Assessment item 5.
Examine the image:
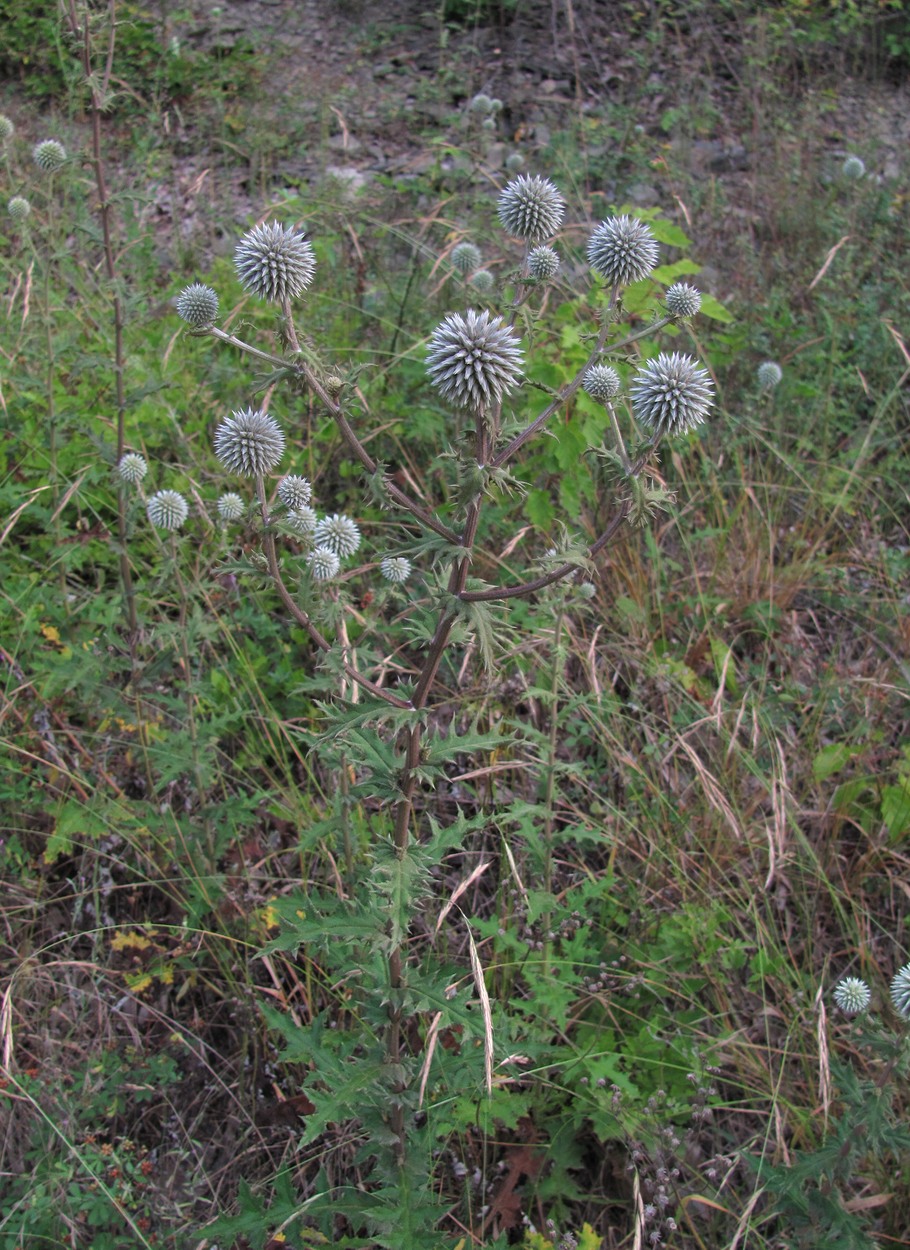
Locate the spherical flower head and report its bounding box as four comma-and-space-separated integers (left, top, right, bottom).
308, 546, 340, 581
147, 489, 189, 531
470, 269, 495, 293
833, 976, 871, 1016
286, 505, 317, 536
588, 216, 659, 286
214, 408, 285, 477
842, 155, 865, 179
117, 452, 148, 485
217, 492, 245, 522
381, 555, 412, 583
666, 282, 702, 320
528, 246, 559, 281
33, 139, 67, 173
482, 117, 497, 132
578, 581, 597, 599
469, 93, 493, 114
631, 352, 714, 437
890, 963, 910, 1019
176, 283, 218, 328
757, 360, 783, 390
505, 151, 524, 173
451, 241, 482, 275
0, 115, 14, 143
582, 364, 622, 402
426, 309, 524, 412
234, 221, 316, 303
314, 512, 361, 558
8, 196, 31, 223
498, 174, 566, 243
277, 474, 312, 510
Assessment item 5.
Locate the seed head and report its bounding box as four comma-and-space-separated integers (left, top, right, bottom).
890, 963, 910, 1019
833, 977, 871, 1016
380, 555, 412, 583
117, 452, 148, 485
427, 309, 523, 411
0, 115, 13, 142
631, 352, 714, 437
451, 241, 482, 275
8, 196, 31, 223
528, 245, 559, 281
757, 361, 782, 390
470, 269, 495, 293
33, 139, 67, 173
214, 408, 285, 477
314, 513, 361, 558
665, 282, 702, 320
277, 475, 312, 510
308, 546, 340, 581
498, 174, 566, 243
587, 215, 659, 286
234, 221, 316, 303
217, 492, 245, 522
583, 365, 621, 402
147, 489, 189, 531
176, 283, 219, 328
842, 155, 865, 179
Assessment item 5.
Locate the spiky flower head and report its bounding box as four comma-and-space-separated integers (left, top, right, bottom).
381, 555, 412, 583
234, 221, 316, 303
214, 408, 285, 477
451, 241, 482, 275
314, 513, 361, 558
528, 246, 560, 281
588, 215, 659, 286
757, 361, 783, 390
498, 174, 566, 243
842, 155, 865, 179
505, 151, 524, 173
277, 475, 312, 510
217, 492, 245, 522
469, 93, 493, 113
117, 452, 148, 485
666, 283, 702, 320
147, 489, 189, 531
7, 196, 31, 222
470, 269, 494, 293
176, 283, 219, 328
890, 963, 910, 1019
833, 977, 871, 1016
426, 309, 524, 411
33, 139, 67, 172
286, 506, 317, 536
578, 581, 597, 599
308, 546, 340, 581
482, 117, 496, 132
582, 364, 622, 402
631, 352, 714, 437
0, 115, 13, 143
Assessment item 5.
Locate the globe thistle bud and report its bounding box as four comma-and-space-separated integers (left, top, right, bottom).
451, 241, 482, 275
324, 375, 344, 396
314, 512, 361, 557
234, 221, 316, 303
7, 196, 31, 223
176, 283, 218, 328
147, 489, 189, 530
470, 268, 495, 293
497, 174, 566, 243
426, 309, 524, 411
490, 98, 503, 112
33, 139, 67, 173
117, 452, 148, 485
214, 408, 285, 477
277, 475, 312, 510
842, 155, 865, 179
286, 505, 317, 536
505, 151, 524, 173
0, 115, 13, 143
578, 581, 597, 599
582, 364, 622, 402
482, 118, 497, 132
469, 93, 493, 113
588, 216, 659, 286
217, 492, 245, 522
380, 555, 412, 583
665, 282, 702, 320
890, 963, 910, 1019
631, 352, 714, 437
757, 360, 782, 390
308, 546, 340, 581
833, 977, 871, 1016
528, 245, 559, 281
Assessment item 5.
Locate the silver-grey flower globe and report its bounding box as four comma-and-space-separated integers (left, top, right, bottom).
33, 139, 67, 172
665, 283, 702, 320
470, 269, 494, 293
528, 246, 559, 281
277, 475, 312, 510
217, 492, 245, 522
497, 174, 566, 243
890, 963, 910, 1019
631, 352, 714, 437
451, 242, 482, 275
757, 361, 783, 390
0, 115, 13, 143
308, 546, 340, 581
380, 555, 412, 584
8, 196, 30, 223
214, 408, 285, 477
176, 283, 219, 328
582, 365, 621, 402
833, 977, 871, 1016
426, 309, 524, 411
147, 489, 189, 531
117, 452, 148, 485
234, 221, 316, 303
587, 215, 659, 286
314, 513, 361, 558
286, 506, 317, 536
842, 155, 865, 179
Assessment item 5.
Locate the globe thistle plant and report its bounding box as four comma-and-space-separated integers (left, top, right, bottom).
833, 977, 871, 1016
33, 139, 67, 172
277, 475, 313, 510
234, 221, 316, 304
505, 151, 524, 173
380, 555, 412, 584
497, 174, 566, 243
286, 506, 317, 536
217, 492, 245, 522
0, 115, 13, 143
582, 365, 622, 403
308, 546, 341, 581
528, 246, 560, 281
176, 283, 219, 328
631, 352, 714, 437
757, 361, 783, 390
890, 963, 910, 1019
426, 309, 524, 412
451, 242, 482, 275
588, 216, 659, 287
8, 196, 30, 223
470, 269, 495, 294
314, 513, 361, 558
147, 489, 189, 531
469, 93, 493, 113
665, 283, 702, 320
214, 408, 285, 477
117, 452, 148, 485
842, 155, 865, 179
